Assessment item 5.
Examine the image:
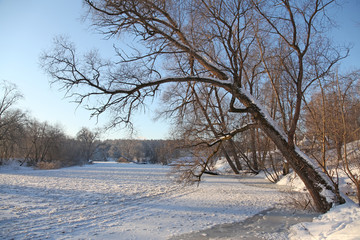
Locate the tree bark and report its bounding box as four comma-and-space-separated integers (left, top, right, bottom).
228, 139, 242, 171
356, 183, 360, 206
221, 147, 240, 174
233, 88, 345, 213
250, 127, 259, 172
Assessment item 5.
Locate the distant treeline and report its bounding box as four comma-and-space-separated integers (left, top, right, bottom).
0, 80, 102, 168
93, 139, 184, 164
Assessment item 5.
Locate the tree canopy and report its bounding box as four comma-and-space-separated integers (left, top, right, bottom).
40, 0, 354, 212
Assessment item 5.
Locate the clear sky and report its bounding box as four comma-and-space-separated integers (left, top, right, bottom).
0, 0, 359, 140
0, 0, 171, 140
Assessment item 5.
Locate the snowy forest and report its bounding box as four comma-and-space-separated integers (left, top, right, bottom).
1, 0, 360, 239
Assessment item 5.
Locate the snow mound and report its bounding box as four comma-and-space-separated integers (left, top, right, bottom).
277, 170, 360, 240
0, 159, 28, 171
277, 171, 307, 192
212, 157, 233, 173
290, 202, 360, 240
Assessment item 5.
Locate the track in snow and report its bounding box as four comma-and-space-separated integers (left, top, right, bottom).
0, 162, 290, 240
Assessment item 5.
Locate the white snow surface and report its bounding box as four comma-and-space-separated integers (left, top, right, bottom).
1, 161, 284, 240
278, 172, 360, 240
1, 161, 359, 239
289, 202, 360, 240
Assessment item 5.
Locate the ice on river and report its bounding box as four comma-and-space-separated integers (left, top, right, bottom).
1, 161, 287, 239
1, 161, 359, 239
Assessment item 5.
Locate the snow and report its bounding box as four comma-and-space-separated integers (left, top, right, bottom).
1, 161, 284, 239
277, 171, 307, 192
239, 88, 288, 141
277, 172, 360, 240
289, 202, 360, 240
212, 157, 233, 173
1, 161, 359, 239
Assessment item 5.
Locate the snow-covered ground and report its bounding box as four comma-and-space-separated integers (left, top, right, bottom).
0, 161, 359, 239
289, 202, 360, 240
277, 172, 360, 240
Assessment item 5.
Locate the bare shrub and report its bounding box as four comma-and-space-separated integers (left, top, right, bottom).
281, 190, 317, 212
37, 161, 62, 170
116, 157, 130, 163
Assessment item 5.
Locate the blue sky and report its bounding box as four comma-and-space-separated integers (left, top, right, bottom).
0, 0, 359, 140
0, 0, 170, 140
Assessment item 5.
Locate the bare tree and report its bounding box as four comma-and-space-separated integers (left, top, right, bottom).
305, 70, 360, 204
23, 120, 64, 166
0, 81, 25, 163
40, 0, 348, 212
0, 110, 25, 162
253, 0, 349, 174
305, 70, 359, 160
336, 71, 360, 205
0, 81, 22, 117
159, 82, 244, 174
76, 127, 100, 163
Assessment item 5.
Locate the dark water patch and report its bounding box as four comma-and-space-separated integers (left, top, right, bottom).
169, 208, 319, 240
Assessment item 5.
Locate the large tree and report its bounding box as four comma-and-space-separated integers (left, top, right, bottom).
0, 81, 25, 163
41, 0, 348, 212
76, 127, 99, 163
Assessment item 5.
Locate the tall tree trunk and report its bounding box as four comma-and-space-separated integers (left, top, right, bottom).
265, 127, 344, 212
227, 139, 242, 171
356, 183, 360, 206
221, 147, 240, 174
282, 162, 289, 175
336, 141, 343, 163
250, 127, 259, 171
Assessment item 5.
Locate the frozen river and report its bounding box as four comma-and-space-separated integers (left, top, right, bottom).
1, 161, 310, 239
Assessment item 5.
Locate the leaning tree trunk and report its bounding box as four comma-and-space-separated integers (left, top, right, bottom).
234, 88, 345, 213
221, 147, 240, 174
263, 126, 345, 212
228, 139, 242, 171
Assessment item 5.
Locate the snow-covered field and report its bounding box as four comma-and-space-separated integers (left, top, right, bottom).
0, 161, 359, 239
